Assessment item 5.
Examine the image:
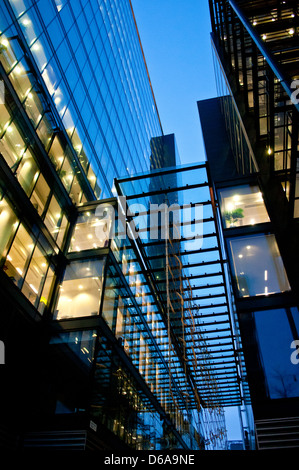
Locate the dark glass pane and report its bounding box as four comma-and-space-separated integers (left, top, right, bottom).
254, 309, 299, 399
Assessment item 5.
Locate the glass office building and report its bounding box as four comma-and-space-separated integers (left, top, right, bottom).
198, 0, 299, 450
0, 0, 163, 310
0, 0, 244, 451
0, 0, 181, 451
0, 0, 163, 203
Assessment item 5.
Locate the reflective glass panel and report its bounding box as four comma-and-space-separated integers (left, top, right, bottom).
5, 224, 35, 288
0, 121, 25, 168
228, 234, 290, 297
48, 135, 65, 171
22, 244, 48, 305
38, 264, 54, 314
44, 195, 66, 245
0, 197, 19, 258
30, 173, 50, 216
254, 308, 299, 399
16, 148, 39, 195
24, 89, 44, 128
69, 206, 112, 252
50, 330, 96, 367
8, 59, 32, 102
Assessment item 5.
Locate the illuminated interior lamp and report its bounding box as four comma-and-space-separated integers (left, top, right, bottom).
264, 286, 269, 295
32, 43, 40, 51
14, 65, 22, 75
267, 147, 272, 155
1, 39, 9, 48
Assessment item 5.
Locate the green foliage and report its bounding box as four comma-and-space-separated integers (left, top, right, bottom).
223, 207, 244, 226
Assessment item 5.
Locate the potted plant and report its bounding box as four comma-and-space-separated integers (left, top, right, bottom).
224, 207, 244, 227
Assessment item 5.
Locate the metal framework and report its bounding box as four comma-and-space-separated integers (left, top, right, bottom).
114, 163, 249, 416
210, 0, 299, 222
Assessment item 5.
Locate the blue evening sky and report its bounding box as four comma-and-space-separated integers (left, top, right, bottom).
131, 0, 217, 165
131, 0, 243, 443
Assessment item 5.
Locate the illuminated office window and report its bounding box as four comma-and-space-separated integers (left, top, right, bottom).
5, 223, 35, 288
16, 148, 39, 196
38, 265, 55, 314
219, 185, 270, 228
0, 121, 25, 169
68, 207, 112, 252
21, 244, 49, 305
54, 258, 105, 320
44, 195, 67, 247
30, 174, 50, 216
0, 196, 19, 258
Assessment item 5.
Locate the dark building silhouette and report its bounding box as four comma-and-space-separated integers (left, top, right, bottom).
198, 0, 299, 450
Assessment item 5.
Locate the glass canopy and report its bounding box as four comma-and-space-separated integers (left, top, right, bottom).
115, 163, 250, 409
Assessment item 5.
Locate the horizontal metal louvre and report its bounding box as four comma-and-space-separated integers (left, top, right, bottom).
23, 430, 88, 450
255, 418, 299, 449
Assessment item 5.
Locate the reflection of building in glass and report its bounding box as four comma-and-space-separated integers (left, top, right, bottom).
198, 0, 299, 450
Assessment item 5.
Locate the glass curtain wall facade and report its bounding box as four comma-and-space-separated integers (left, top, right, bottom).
199, 0, 299, 450
0, 0, 165, 303
0, 0, 163, 202
0, 0, 164, 321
